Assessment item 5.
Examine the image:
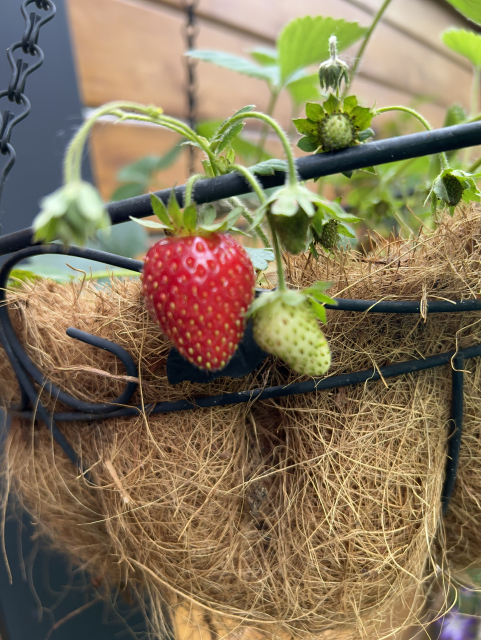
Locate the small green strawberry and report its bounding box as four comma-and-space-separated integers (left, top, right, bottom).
270, 209, 310, 254
319, 219, 340, 250
319, 113, 355, 151
248, 286, 335, 377
426, 167, 481, 214
441, 173, 464, 206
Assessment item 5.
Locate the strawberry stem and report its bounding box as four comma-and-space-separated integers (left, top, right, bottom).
214, 112, 298, 187
374, 105, 450, 171
268, 214, 286, 291
184, 174, 204, 207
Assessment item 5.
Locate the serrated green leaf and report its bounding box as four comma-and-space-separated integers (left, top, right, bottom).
308, 297, 327, 323
183, 204, 198, 232
297, 136, 319, 152
249, 47, 277, 66
244, 247, 275, 271
150, 193, 172, 227
167, 188, 183, 229
286, 74, 321, 105
292, 118, 319, 137
445, 0, 481, 25
110, 182, 145, 202
249, 159, 288, 176
187, 50, 276, 82
277, 16, 366, 83
442, 28, 481, 67
305, 102, 324, 122
129, 216, 170, 230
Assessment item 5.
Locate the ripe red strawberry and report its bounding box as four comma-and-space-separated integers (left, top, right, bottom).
142, 233, 255, 371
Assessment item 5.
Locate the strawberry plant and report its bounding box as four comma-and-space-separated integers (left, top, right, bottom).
29, 0, 481, 378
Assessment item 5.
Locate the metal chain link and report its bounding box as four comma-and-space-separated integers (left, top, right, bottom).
0, 0, 56, 224
181, 0, 200, 175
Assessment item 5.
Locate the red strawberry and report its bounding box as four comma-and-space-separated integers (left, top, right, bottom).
142, 233, 255, 371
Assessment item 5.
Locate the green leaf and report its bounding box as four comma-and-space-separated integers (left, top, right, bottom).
8, 269, 44, 288
317, 198, 361, 223
303, 280, 333, 294
110, 182, 145, 202
183, 204, 198, 232
249, 47, 277, 66
337, 223, 356, 238
233, 104, 256, 116
445, 0, 481, 25
286, 74, 322, 105
305, 102, 324, 122
150, 193, 172, 228
90, 220, 147, 258
186, 50, 276, 82
292, 117, 319, 137
212, 121, 245, 153
244, 247, 275, 271
297, 136, 319, 152
308, 297, 327, 323
278, 16, 366, 83
442, 28, 481, 67
129, 216, 170, 230
167, 188, 183, 229
443, 104, 467, 128
249, 159, 288, 176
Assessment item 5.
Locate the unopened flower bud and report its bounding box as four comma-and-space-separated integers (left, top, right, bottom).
318, 35, 350, 95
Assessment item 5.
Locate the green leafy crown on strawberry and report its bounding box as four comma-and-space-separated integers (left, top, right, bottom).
426, 167, 481, 215
293, 94, 375, 154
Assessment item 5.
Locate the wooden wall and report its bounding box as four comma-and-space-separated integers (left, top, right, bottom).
65, 0, 473, 199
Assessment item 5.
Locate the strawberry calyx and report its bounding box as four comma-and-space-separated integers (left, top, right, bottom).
247, 281, 336, 325
130, 188, 244, 237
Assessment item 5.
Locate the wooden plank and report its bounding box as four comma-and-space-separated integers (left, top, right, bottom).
66, 0, 472, 122
158, 0, 472, 69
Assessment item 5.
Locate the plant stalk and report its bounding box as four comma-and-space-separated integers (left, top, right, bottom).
267, 214, 286, 291
344, 0, 393, 96
375, 105, 449, 169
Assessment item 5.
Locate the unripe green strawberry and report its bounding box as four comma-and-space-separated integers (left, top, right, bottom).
252, 296, 331, 377
442, 173, 464, 206
319, 113, 355, 151
320, 219, 340, 250
270, 210, 310, 254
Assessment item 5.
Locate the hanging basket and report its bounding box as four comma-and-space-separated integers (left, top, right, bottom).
2, 207, 481, 639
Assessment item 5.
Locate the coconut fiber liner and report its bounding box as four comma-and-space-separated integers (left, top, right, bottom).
3, 208, 481, 639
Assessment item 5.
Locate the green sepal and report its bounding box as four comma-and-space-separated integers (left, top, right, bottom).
200, 206, 243, 233
292, 118, 318, 137
305, 102, 324, 122
167, 188, 183, 230
323, 94, 341, 115
150, 193, 173, 228
337, 223, 356, 238
297, 136, 319, 152
129, 216, 170, 230
308, 297, 327, 323
358, 129, 375, 142
183, 204, 198, 232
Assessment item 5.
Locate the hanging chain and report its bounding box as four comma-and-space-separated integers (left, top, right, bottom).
0, 0, 56, 226
181, 0, 200, 175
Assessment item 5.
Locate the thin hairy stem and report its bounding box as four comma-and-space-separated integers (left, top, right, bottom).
268, 214, 286, 291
